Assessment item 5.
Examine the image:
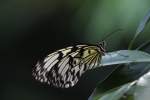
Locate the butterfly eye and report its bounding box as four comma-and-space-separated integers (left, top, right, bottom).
99, 41, 106, 48
98, 41, 106, 54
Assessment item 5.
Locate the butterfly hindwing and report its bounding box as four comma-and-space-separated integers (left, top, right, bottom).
32, 44, 103, 88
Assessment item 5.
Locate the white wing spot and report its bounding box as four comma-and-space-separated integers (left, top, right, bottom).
58, 58, 69, 74
46, 60, 58, 71
61, 64, 69, 76
44, 54, 59, 69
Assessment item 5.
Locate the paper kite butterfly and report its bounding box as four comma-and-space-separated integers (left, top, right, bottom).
32, 41, 106, 88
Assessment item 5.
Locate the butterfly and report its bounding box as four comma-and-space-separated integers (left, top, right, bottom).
32, 41, 106, 88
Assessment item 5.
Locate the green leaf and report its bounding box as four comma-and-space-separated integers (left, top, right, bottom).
89, 64, 150, 100
134, 70, 150, 100
89, 50, 150, 100
100, 50, 150, 66
90, 81, 136, 100
136, 40, 150, 50
136, 9, 150, 35
128, 9, 150, 49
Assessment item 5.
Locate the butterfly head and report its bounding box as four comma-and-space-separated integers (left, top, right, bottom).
97, 41, 106, 55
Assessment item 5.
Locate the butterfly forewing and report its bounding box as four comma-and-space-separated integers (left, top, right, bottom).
32, 44, 104, 88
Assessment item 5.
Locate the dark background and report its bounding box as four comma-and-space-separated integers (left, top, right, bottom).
1, 0, 150, 100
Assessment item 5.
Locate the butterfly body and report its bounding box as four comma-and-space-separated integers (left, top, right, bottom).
32, 42, 105, 88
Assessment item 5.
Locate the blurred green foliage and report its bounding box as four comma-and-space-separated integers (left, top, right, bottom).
1, 0, 150, 100
1, 0, 150, 48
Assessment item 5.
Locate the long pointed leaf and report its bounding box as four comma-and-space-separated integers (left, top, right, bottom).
100, 50, 150, 66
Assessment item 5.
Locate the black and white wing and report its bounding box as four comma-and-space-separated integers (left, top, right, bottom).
32, 45, 102, 88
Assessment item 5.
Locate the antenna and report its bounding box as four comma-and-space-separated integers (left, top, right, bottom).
101, 28, 123, 41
